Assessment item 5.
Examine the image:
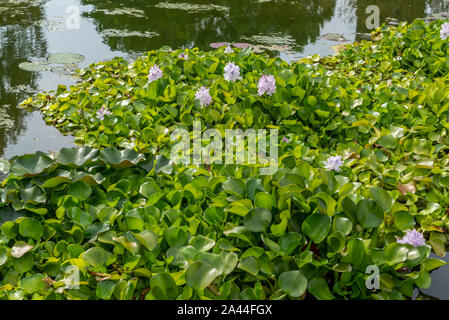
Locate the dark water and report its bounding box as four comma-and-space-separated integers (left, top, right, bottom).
1, 0, 449, 299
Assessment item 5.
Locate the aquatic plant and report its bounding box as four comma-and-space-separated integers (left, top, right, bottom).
9, 19, 449, 300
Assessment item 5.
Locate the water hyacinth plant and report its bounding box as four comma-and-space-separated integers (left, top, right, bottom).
194, 86, 212, 107
257, 74, 276, 96
10, 18, 449, 300
223, 62, 242, 82
148, 64, 163, 83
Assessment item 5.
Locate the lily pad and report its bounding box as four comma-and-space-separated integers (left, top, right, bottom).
18, 60, 51, 72
209, 42, 230, 49
48, 53, 85, 64
322, 33, 348, 42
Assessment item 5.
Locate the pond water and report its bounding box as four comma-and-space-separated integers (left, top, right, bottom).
1, 0, 449, 299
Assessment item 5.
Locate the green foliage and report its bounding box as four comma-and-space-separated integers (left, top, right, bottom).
3, 19, 449, 299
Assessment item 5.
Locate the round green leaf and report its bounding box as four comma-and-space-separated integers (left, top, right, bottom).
243, 208, 272, 232
356, 199, 384, 229
278, 270, 307, 297
19, 218, 43, 241
186, 261, 220, 291
302, 213, 331, 244
150, 272, 178, 299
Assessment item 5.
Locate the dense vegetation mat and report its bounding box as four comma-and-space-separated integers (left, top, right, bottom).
1, 19, 449, 299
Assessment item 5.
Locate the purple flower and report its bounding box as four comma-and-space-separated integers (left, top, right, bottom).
178, 52, 189, 60
223, 62, 242, 82
195, 87, 212, 107
397, 229, 426, 247
96, 106, 112, 120
441, 22, 449, 40
77, 109, 81, 116
258, 74, 276, 96
282, 136, 289, 143
224, 46, 233, 54
323, 155, 344, 172
148, 65, 163, 83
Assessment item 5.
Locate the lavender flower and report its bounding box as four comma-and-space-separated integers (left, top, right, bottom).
77, 109, 81, 116
148, 65, 163, 83
441, 22, 449, 40
258, 74, 276, 96
224, 46, 233, 54
195, 87, 212, 107
282, 136, 289, 143
178, 52, 189, 60
323, 155, 344, 172
96, 106, 112, 121
223, 62, 242, 82
397, 229, 426, 247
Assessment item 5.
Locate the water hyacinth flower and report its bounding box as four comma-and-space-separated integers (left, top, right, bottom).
96, 106, 112, 120
195, 86, 212, 107
323, 155, 344, 172
441, 22, 449, 40
397, 229, 426, 247
224, 45, 233, 54
178, 52, 189, 60
223, 62, 242, 82
148, 64, 163, 83
258, 74, 276, 96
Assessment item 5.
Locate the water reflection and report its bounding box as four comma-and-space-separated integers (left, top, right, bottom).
0, 0, 47, 157
82, 0, 336, 53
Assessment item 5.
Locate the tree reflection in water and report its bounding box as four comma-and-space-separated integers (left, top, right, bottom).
0, 0, 48, 157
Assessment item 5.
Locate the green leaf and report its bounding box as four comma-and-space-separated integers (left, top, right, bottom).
223, 179, 246, 197
82, 247, 108, 267
55, 147, 99, 167
9, 152, 53, 177
96, 281, 116, 300
254, 192, 275, 210
133, 230, 158, 251
21, 274, 45, 294
302, 213, 331, 244
394, 211, 416, 231
19, 218, 43, 241
308, 277, 335, 300
186, 261, 220, 291
356, 199, 384, 229
369, 187, 394, 212
278, 270, 307, 297
150, 272, 178, 299
68, 181, 92, 201
243, 208, 272, 232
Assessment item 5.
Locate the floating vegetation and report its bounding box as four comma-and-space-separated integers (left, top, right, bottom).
153, 2, 230, 13
18, 60, 51, 72
7, 19, 449, 301
209, 42, 231, 49
97, 8, 146, 18
18, 53, 84, 78
241, 34, 296, 47
50, 64, 80, 80
9, 85, 37, 94
101, 29, 160, 38
331, 43, 351, 53
425, 12, 449, 22
32, 17, 64, 31
0, 107, 14, 129
321, 33, 348, 42
48, 53, 85, 64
